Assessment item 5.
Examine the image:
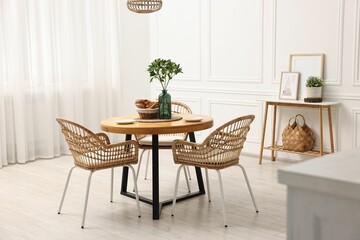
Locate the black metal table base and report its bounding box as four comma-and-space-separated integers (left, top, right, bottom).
121, 132, 205, 220
120, 189, 205, 216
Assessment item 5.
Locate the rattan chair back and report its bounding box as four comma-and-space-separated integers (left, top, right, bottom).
169, 101, 192, 138
135, 101, 192, 143
171, 101, 192, 115
57, 118, 138, 171
172, 115, 255, 169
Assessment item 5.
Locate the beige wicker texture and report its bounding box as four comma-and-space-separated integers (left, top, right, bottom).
135, 101, 192, 147
127, 0, 162, 13
172, 115, 255, 170
168, 100, 192, 139
282, 114, 314, 152
56, 118, 141, 228
134, 101, 193, 185
57, 118, 139, 171
171, 115, 258, 227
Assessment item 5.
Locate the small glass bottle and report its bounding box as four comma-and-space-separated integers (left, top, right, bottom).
158, 90, 171, 119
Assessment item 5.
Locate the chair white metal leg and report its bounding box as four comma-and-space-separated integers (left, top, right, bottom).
81, 171, 94, 229
186, 166, 191, 180
237, 164, 259, 213
183, 167, 191, 193
135, 149, 146, 182
144, 150, 151, 180
128, 165, 141, 217
171, 165, 184, 216
58, 166, 77, 214
110, 168, 114, 202
205, 168, 211, 202
216, 170, 227, 227
141, 149, 191, 192
133, 149, 147, 192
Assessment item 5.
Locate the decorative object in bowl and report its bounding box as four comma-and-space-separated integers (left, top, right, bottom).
136, 108, 159, 119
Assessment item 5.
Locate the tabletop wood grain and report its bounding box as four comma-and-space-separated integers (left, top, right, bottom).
100, 113, 214, 135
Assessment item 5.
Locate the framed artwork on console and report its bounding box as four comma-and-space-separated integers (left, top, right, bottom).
289, 53, 324, 99
279, 72, 300, 100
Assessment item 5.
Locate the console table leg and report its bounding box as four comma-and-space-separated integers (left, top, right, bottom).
271, 105, 277, 161
259, 102, 269, 164
328, 106, 335, 153
319, 106, 323, 155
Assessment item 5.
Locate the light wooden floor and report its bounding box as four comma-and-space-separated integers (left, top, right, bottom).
0, 152, 291, 240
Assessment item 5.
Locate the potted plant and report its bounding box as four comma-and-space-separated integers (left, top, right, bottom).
305, 76, 324, 102
147, 58, 183, 119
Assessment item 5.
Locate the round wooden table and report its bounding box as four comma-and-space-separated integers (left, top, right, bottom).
100, 113, 213, 220
100, 113, 213, 135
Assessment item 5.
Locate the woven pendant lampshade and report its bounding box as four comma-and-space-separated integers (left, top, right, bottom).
127, 0, 162, 14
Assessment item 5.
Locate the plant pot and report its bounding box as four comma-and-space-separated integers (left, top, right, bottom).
305, 86, 322, 102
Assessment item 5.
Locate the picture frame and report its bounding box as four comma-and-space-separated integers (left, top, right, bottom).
289, 53, 324, 99
279, 72, 300, 100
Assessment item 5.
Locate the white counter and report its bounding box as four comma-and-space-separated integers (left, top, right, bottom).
278, 148, 360, 240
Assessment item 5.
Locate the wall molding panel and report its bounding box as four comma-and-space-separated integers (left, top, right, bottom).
271, 0, 278, 83
208, 0, 264, 83
170, 96, 202, 112
153, 0, 202, 81
169, 86, 275, 97
176, 77, 201, 82
272, 0, 344, 86
353, 0, 360, 86
333, 0, 345, 86
352, 108, 360, 147
208, 99, 262, 143
323, 93, 360, 101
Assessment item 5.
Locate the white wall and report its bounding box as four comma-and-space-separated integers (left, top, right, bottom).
119, 4, 151, 116
149, 0, 360, 160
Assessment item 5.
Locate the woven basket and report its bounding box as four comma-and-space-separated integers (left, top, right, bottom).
282, 114, 314, 152
136, 108, 159, 119
127, 0, 162, 13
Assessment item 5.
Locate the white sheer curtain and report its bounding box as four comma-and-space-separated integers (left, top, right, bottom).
0, 0, 123, 167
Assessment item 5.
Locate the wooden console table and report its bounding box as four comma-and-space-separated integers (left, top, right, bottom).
258, 100, 339, 165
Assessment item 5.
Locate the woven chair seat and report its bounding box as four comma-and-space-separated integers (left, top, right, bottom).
138, 135, 184, 146
75, 147, 139, 171
172, 143, 240, 170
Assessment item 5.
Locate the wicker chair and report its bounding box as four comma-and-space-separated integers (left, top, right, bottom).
56, 118, 141, 228
171, 115, 259, 227
135, 101, 192, 191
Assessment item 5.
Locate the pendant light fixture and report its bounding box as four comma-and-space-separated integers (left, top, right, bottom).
127, 0, 162, 14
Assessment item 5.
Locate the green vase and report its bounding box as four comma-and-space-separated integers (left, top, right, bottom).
158, 90, 171, 119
